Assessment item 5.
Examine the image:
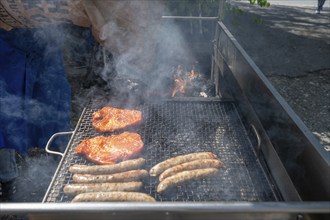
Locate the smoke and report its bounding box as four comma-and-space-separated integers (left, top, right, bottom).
0, 0, 211, 202
11, 152, 59, 202
96, 0, 195, 104
0, 82, 25, 149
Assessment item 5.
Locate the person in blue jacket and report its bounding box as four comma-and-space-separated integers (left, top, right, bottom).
0, 27, 71, 200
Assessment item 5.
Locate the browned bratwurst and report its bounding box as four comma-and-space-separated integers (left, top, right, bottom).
68, 158, 145, 174
72, 169, 148, 183
157, 168, 218, 193
63, 181, 143, 195
149, 152, 217, 176
159, 159, 223, 181
72, 192, 156, 202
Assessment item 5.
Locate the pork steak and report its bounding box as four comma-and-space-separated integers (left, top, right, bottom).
92, 106, 142, 132
75, 132, 144, 164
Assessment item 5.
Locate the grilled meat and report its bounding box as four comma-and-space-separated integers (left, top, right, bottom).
63, 181, 143, 195
68, 158, 146, 174
72, 169, 148, 183
74, 132, 144, 164
159, 159, 223, 181
157, 168, 218, 193
71, 192, 156, 202
149, 152, 217, 176
92, 106, 142, 132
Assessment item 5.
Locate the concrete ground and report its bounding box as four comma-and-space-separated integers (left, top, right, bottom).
223, 0, 330, 150
268, 0, 329, 8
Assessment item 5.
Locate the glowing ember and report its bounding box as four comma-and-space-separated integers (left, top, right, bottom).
189, 67, 195, 86
172, 65, 187, 97
171, 64, 203, 97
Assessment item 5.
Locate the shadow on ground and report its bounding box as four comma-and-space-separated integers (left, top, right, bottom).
223, 2, 330, 76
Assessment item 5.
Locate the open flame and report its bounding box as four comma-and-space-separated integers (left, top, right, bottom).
189, 67, 195, 86
171, 64, 203, 97
172, 65, 187, 97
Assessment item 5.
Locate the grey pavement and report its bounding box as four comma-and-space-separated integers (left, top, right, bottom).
224, 0, 330, 77
234, 0, 330, 8
268, 0, 329, 8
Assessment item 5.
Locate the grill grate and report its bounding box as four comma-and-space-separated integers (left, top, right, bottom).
44, 100, 280, 203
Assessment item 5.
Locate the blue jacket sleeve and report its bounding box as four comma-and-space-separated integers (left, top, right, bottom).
0, 28, 71, 154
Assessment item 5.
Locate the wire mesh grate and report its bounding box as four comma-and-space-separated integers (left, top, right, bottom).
44, 101, 279, 203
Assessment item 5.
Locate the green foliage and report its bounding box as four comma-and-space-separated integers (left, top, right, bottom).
249, 0, 271, 7
231, 7, 244, 16
252, 16, 263, 24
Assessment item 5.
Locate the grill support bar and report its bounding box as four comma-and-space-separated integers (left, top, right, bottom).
1, 202, 329, 220
161, 16, 218, 20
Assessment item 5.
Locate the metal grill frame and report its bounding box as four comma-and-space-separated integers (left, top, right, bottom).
43, 99, 281, 203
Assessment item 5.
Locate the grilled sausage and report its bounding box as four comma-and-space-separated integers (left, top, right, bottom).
157, 168, 218, 193
149, 152, 217, 176
68, 158, 145, 174
72, 192, 156, 202
72, 170, 148, 183
159, 159, 223, 181
63, 181, 143, 195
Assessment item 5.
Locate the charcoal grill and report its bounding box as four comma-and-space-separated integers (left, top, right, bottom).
1, 21, 329, 220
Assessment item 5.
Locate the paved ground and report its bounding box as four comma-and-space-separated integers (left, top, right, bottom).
268, 0, 329, 8
225, 0, 330, 76
223, 0, 330, 149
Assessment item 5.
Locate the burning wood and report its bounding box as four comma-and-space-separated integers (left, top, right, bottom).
171, 64, 204, 97
189, 67, 195, 86
171, 65, 187, 97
